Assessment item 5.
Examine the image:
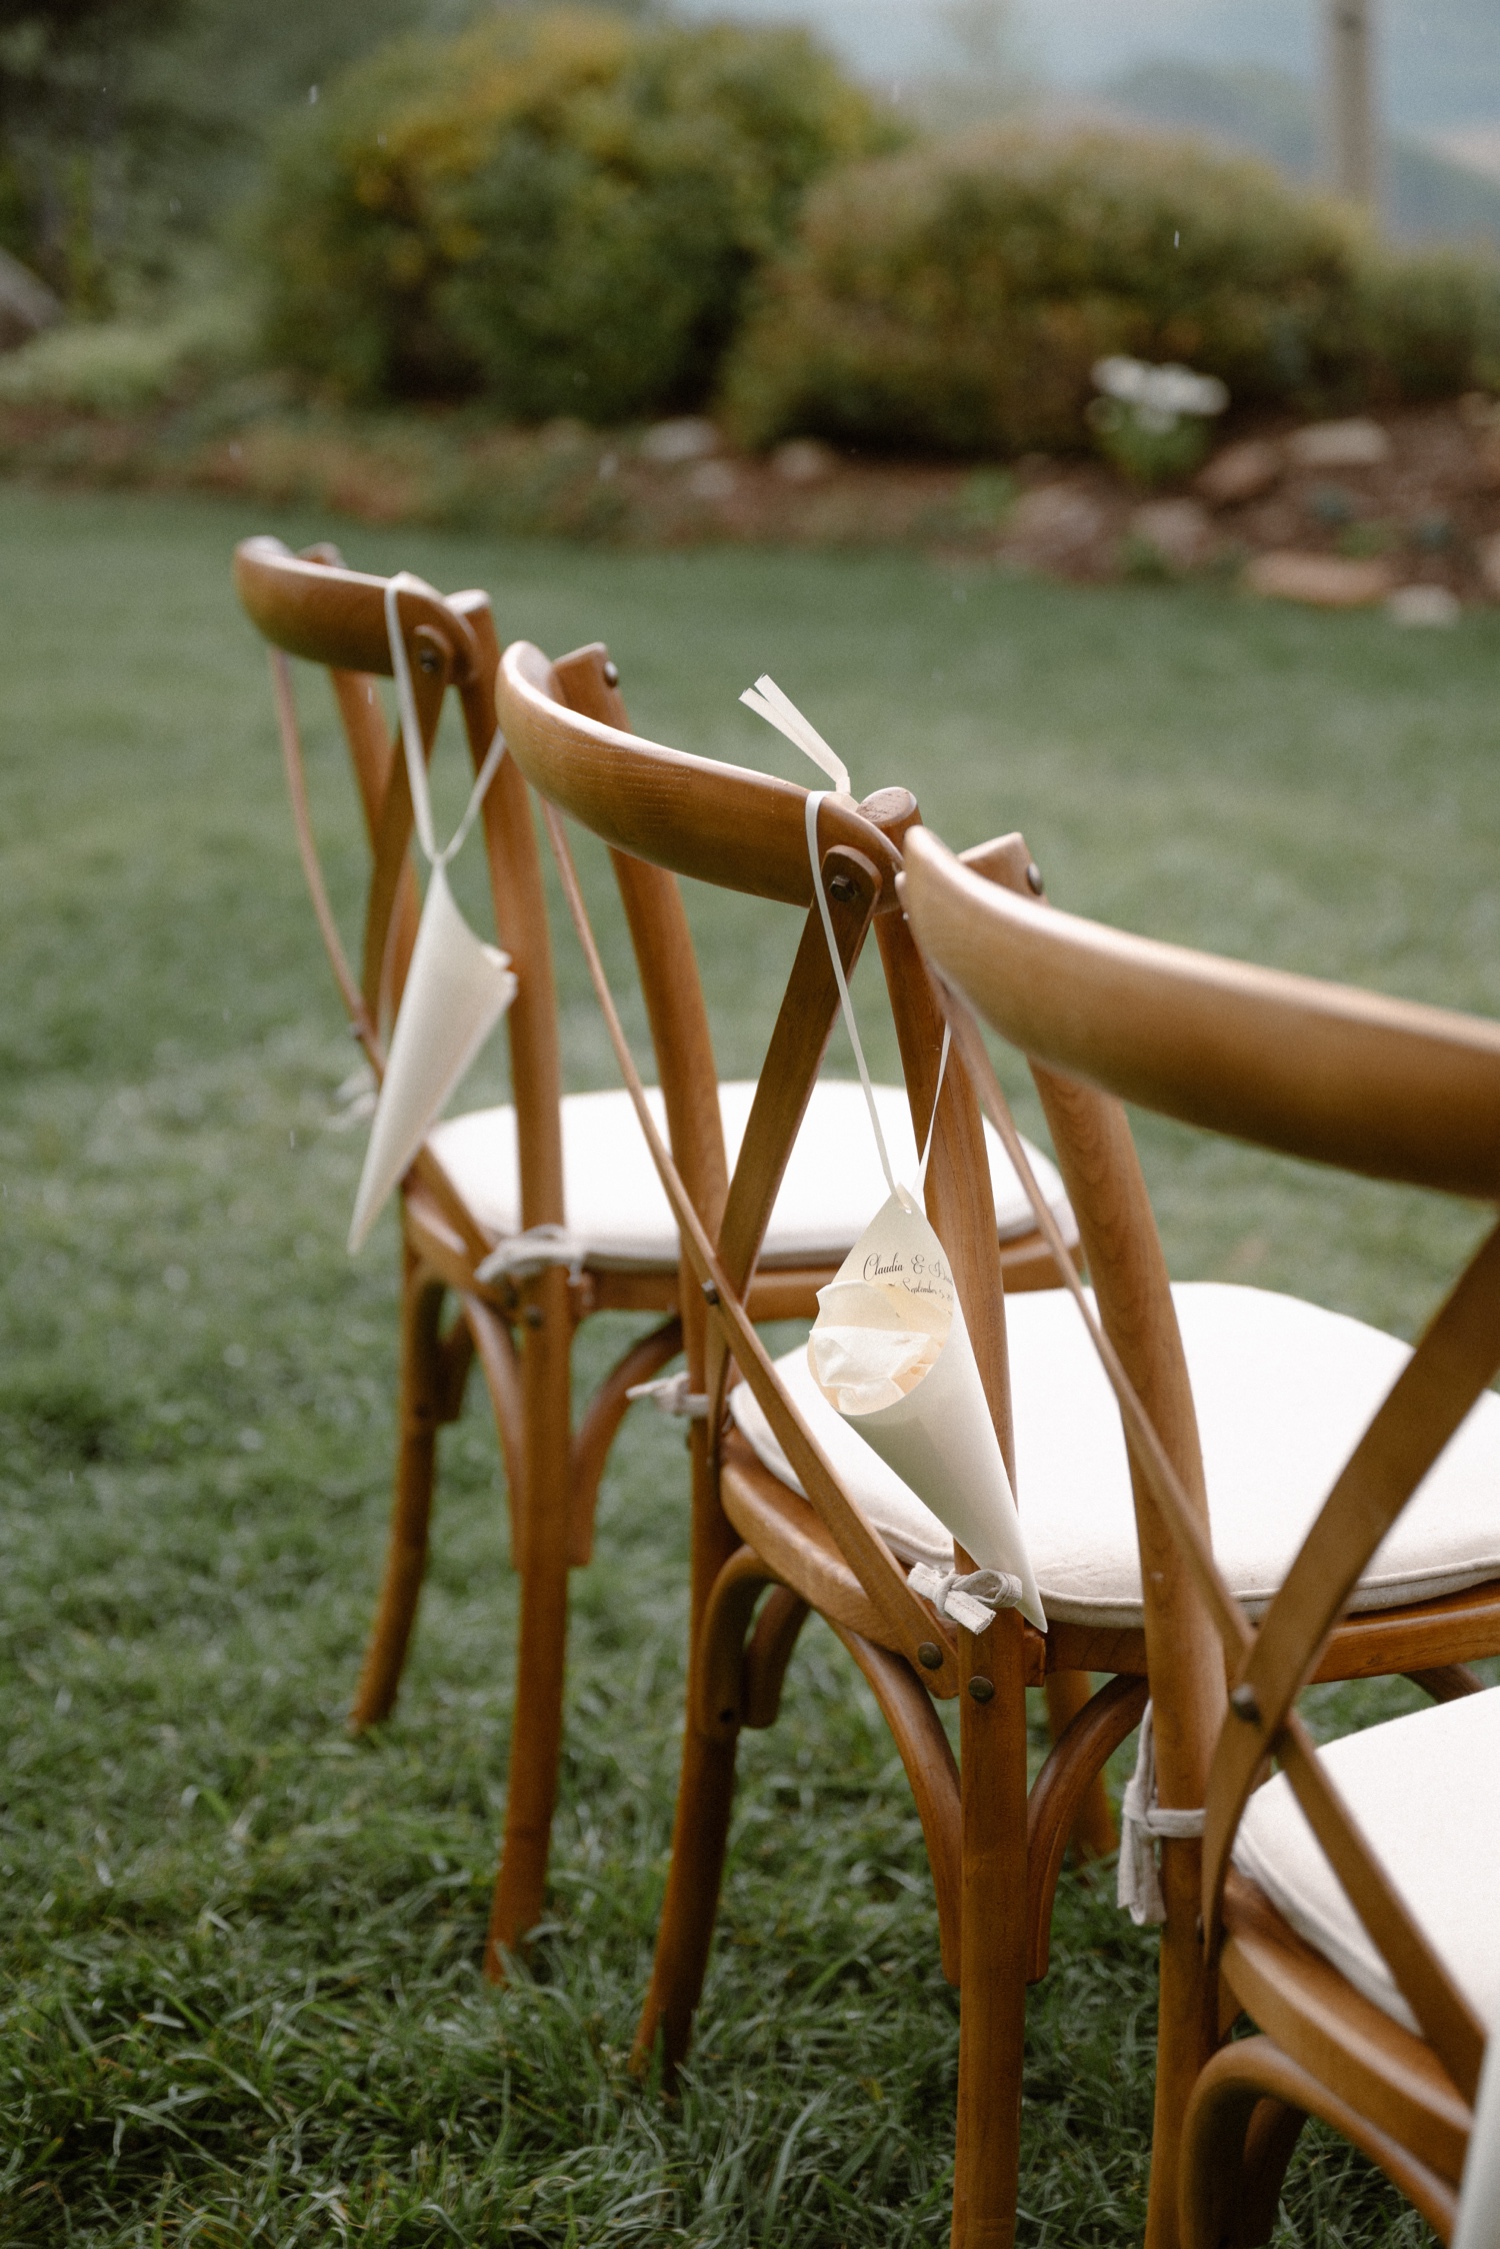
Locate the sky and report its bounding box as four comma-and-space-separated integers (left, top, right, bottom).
670, 1, 1500, 129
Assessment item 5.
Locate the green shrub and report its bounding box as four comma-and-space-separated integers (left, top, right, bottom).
721, 128, 1500, 457
0, 294, 255, 414
257, 7, 896, 421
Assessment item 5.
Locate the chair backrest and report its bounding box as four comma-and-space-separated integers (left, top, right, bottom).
233, 536, 564, 1241
496, 638, 1014, 1704
903, 824, 1500, 2103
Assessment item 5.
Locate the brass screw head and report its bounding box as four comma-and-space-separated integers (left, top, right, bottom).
967, 1674, 995, 1702
701, 1280, 719, 1305
917, 1641, 943, 1670
1229, 1682, 1262, 1724
524, 1305, 545, 1330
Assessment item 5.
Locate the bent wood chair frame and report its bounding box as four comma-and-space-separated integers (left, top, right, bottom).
496, 638, 1156, 2249
902, 825, 1500, 2248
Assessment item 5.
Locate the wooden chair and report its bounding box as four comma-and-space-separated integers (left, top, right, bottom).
231, 538, 1079, 1975
902, 822, 1500, 2247
499, 639, 1500, 2248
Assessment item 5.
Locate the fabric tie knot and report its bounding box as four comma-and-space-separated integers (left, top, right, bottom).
907, 1562, 1024, 1634
626, 1371, 709, 1421
1117, 1700, 1205, 1926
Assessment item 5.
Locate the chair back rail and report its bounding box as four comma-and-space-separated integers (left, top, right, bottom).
499, 639, 903, 911
904, 839, 1500, 1202
902, 824, 1498, 2102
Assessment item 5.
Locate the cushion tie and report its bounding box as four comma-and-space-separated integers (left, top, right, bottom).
1118, 1700, 1206, 1926
475, 1224, 588, 1285
907, 1562, 1024, 1634
626, 1371, 710, 1421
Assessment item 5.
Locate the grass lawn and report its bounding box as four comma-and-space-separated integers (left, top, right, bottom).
2, 482, 1498, 2245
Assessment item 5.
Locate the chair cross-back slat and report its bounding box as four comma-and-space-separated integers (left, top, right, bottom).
329, 669, 421, 1022
551, 644, 730, 1241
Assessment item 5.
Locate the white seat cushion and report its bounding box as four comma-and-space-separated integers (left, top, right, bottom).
430, 1080, 1073, 1272
1233, 1687, 1500, 2033
730, 1281, 1500, 1619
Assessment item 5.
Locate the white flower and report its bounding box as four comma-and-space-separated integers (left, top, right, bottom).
1092, 356, 1229, 432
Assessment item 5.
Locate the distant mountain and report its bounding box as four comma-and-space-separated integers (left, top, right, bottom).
1108, 57, 1500, 247
672, 0, 1500, 132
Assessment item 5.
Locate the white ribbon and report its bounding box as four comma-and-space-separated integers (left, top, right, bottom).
475, 1224, 588, 1285
1117, 1701, 1205, 1926
384, 573, 507, 870
739, 673, 852, 798
626, 1372, 709, 1421
907, 1562, 1023, 1634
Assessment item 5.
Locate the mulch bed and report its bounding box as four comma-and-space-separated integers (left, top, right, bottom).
4, 389, 1499, 603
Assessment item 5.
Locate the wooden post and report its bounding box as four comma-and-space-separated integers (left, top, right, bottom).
1323, 0, 1379, 213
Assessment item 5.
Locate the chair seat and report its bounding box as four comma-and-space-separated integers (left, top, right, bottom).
730, 1281, 1500, 1622
1233, 1686, 1500, 2034
430, 1080, 1074, 1272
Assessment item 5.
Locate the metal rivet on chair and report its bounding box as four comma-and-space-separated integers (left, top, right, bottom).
827, 873, 858, 903
917, 1641, 943, 1670
1229, 1682, 1262, 1723
416, 647, 442, 676
701, 1280, 719, 1305
967, 1674, 995, 1702
524, 1304, 545, 1330
1025, 861, 1044, 895
603, 659, 620, 686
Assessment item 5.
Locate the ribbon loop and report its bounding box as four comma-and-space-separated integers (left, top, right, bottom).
626, 1372, 710, 1421
907, 1561, 1024, 1634
384, 573, 506, 869
1117, 1701, 1206, 1926
475, 1224, 587, 1285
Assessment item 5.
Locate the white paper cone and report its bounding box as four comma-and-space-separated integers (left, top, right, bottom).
807, 1188, 1046, 1631
348, 864, 516, 1252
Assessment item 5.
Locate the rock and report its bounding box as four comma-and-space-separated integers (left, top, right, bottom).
1285, 417, 1391, 470
1244, 551, 1394, 607
1196, 438, 1282, 507
1387, 584, 1461, 628
0, 248, 61, 352
1478, 533, 1500, 600
1008, 483, 1107, 564
687, 459, 737, 501
641, 416, 720, 465
1473, 431, 1500, 493
771, 437, 836, 485
1127, 498, 1213, 570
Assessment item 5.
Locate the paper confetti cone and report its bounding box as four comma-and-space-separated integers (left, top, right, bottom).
348, 862, 516, 1252
808, 1186, 1046, 1630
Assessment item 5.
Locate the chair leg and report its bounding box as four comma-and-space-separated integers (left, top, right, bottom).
349, 1251, 449, 1732
1043, 1671, 1118, 1859
1144, 1835, 1220, 2249
486, 1264, 574, 1971
485, 1531, 572, 1971
630, 1719, 740, 2084
632, 1393, 746, 2084
952, 1611, 1030, 2249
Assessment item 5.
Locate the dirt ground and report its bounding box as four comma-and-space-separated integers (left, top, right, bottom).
4, 390, 1500, 605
